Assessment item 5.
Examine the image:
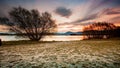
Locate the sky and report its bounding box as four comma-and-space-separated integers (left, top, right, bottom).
0, 0, 120, 32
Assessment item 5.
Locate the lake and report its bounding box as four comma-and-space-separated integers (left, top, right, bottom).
0, 35, 83, 41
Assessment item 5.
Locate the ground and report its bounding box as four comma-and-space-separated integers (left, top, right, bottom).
0, 39, 120, 68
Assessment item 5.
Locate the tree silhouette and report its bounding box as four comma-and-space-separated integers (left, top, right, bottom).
0, 17, 9, 25
3, 7, 57, 41
83, 22, 116, 39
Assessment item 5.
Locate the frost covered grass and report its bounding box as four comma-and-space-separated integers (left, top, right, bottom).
0, 40, 120, 68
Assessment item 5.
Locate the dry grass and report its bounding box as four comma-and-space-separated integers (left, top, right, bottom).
0, 40, 120, 68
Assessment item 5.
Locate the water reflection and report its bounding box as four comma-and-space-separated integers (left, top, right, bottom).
0, 35, 28, 41
0, 35, 83, 41
42, 35, 83, 41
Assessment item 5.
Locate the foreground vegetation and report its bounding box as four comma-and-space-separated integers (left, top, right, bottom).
0, 39, 120, 68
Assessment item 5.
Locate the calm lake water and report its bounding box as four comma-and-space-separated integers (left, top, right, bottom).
0, 35, 83, 41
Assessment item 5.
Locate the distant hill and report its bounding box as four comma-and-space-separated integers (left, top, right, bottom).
76, 32, 82, 35
55, 31, 82, 35
0, 32, 82, 35
64, 31, 73, 35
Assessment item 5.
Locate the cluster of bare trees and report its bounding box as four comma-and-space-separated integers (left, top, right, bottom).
83, 22, 120, 39
0, 7, 57, 41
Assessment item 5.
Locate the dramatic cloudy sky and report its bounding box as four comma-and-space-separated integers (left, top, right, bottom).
0, 0, 120, 32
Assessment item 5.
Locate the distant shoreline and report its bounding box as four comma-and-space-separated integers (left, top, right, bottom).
1, 37, 120, 46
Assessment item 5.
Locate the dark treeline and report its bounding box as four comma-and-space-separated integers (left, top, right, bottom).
83, 22, 120, 39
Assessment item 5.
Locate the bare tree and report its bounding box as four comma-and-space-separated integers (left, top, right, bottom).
83, 22, 116, 39
7, 7, 57, 41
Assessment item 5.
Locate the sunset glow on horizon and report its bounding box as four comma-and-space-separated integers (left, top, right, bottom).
0, 0, 120, 32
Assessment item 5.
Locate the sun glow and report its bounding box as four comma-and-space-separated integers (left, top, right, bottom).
0, 0, 120, 32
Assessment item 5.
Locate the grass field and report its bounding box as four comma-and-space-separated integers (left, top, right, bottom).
0, 39, 120, 68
